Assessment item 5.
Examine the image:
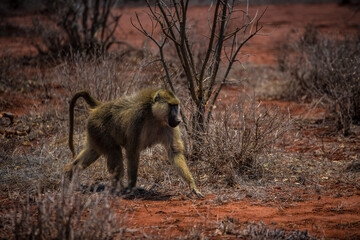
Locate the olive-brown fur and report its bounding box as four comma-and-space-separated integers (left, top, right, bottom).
66, 88, 203, 197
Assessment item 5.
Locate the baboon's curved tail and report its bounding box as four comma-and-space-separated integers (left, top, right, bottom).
69, 90, 102, 157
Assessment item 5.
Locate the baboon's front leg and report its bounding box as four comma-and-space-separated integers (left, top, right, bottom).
170, 151, 204, 198
165, 128, 204, 197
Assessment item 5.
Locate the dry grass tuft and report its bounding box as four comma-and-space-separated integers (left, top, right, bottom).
4, 180, 125, 239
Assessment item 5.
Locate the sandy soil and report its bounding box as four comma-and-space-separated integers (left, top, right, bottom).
1, 2, 360, 239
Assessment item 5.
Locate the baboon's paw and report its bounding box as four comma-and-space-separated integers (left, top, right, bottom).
192, 188, 205, 198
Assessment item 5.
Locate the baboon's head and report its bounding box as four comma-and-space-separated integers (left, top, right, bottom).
152, 90, 181, 128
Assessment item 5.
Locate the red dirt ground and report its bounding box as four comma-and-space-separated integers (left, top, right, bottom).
117, 194, 360, 238
1, 3, 360, 239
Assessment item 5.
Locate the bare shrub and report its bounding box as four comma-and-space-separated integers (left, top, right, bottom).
133, 0, 265, 136
188, 97, 292, 187
279, 25, 360, 135
8, 180, 125, 239
33, 0, 123, 57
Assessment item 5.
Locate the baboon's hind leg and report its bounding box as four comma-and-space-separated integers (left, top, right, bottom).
106, 149, 124, 190
65, 147, 100, 180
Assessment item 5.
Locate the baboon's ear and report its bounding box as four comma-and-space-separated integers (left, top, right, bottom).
154, 93, 161, 102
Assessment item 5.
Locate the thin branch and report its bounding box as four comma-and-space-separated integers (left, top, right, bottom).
204, 0, 228, 104
131, 13, 161, 48
148, 3, 180, 45
206, 7, 266, 126
156, 0, 198, 103
179, 0, 198, 86
104, 14, 122, 49
82, 0, 89, 41
199, 0, 221, 85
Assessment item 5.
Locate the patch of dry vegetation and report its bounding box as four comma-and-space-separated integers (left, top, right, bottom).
278, 25, 360, 136
191, 99, 292, 187
2, 180, 125, 239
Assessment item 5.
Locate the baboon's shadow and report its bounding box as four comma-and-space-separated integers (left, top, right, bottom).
81, 183, 172, 201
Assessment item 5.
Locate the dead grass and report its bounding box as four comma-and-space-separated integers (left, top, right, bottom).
3, 180, 126, 239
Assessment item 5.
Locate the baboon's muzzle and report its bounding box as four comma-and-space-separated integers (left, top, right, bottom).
169, 117, 181, 128
168, 104, 181, 128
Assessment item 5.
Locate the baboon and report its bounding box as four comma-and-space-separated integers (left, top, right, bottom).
66, 89, 204, 198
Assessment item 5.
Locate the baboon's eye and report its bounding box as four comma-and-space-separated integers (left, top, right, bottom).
154, 93, 161, 102
169, 104, 178, 113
